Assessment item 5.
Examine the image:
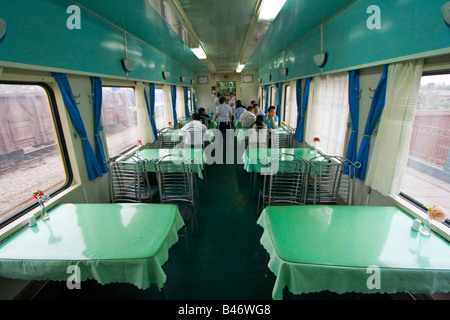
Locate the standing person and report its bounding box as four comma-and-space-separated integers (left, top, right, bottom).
265, 106, 279, 129
229, 92, 236, 112
214, 96, 232, 137
214, 93, 222, 106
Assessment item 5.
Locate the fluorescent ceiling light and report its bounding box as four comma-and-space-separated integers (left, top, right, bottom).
191, 47, 207, 59
258, 0, 287, 21
236, 64, 245, 73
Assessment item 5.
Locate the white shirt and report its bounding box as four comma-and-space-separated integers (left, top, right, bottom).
229, 97, 236, 112
240, 111, 256, 128
215, 103, 232, 123
180, 120, 210, 147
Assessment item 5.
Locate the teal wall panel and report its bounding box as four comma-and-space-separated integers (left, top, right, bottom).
0, 0, 194, 85
258, 0, 450, 84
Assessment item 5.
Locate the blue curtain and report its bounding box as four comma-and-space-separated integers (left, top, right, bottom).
171, 85, 178, 126
355, 65, 388, 180
145, 83, 158, 140
276, 82, 283, 124
91, 76, 108, 173
343, 70, 359, 176
183, 87, 190, 118
264, 84, 269, 113
192, 92, 198, 112
294, 77, 311, 142
52, 72, 103, 180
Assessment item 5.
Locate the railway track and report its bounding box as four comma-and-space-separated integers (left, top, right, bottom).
0, 143, 60, 173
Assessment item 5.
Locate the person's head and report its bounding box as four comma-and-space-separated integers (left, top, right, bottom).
230, 92, 234, 97
246, 105, 254, 112
198, 107, 206, 114
253, 104, 259, 114
268, 106, 276, 116
236, 100, 242, 108
192, 112, 201, 121
219, 96, 226, 104
256, 115, 265, 124
217, 93, 222, 98
250, 100, 256, 105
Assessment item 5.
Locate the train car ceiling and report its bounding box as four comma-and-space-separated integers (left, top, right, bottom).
0, 1, 448, 82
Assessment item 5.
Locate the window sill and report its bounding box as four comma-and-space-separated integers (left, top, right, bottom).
0, 184, 82, 242
388, 194, 450, 242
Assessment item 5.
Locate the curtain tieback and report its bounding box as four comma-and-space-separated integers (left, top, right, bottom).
363, 134, 371, 138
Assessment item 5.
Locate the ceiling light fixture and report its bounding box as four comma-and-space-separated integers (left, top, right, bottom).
236, 64, 245, 73
258, 0, 287, 21
191, 46, 207, 59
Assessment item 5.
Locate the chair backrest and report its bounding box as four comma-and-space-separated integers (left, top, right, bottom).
154, 154, 194, 204
248, 128, 269, 148
263, 153, 310, 206
110, 157, 152, 203
158, 127, 177, 148
306, 155, 360, 205
200, 116, 210, 128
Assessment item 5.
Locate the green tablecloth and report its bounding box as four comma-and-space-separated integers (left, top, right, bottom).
235, 128, 290, 143
179, 119, 217, 129
160, 129, 215, 145
0, 203, 184, 289
257, 205, 450, 299
138, 148, 207, 179
242, 148, 324, 173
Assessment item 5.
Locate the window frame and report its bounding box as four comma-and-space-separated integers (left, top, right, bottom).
0, 81, 73, 229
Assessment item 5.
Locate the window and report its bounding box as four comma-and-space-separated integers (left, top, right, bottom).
284, 81, 298, 129
305, 73, 349, 156
154, 87, 166, 130
400, 72, 450, 220
283, 84, 290, 124
101, 87, 138, 157
0, 83, 70, 227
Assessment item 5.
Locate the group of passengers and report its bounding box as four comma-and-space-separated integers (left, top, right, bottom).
180, 94, 279, 147
212, 93, 279, 131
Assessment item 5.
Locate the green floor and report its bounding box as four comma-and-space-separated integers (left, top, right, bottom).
30, 145, 392, 300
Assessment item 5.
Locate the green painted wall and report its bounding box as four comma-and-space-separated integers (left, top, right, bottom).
257, 0, 450, 84
0, 0, 195, 85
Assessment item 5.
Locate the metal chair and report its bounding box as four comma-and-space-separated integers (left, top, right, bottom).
158, 127, 178, 148
305, 155, 360, 205
277, 124, 295, 147
257, 153, 310, 214
248, 128, 269, 148
154, 154, 198, 255
110, 155, 156, 203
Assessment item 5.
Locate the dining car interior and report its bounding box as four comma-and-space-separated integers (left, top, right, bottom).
0, 0, 450, 304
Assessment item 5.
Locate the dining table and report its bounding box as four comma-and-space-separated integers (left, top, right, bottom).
159, 128, 215, 146
257, 205, 450, 300
136, 148, 207, 179
0, 203, 184, 291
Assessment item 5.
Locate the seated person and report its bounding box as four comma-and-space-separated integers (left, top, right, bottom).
265, 106, 279, 129
253, 104, 265, 117
234, 100, 246, 120
239, 105, 257, 128
198, 107, 210, 126
180, 112, 210, 147
252, 115, 268, 129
